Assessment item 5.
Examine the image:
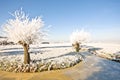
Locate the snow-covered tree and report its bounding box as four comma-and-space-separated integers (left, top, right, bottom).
70, 29, 90, 52
3, 9, 45, 64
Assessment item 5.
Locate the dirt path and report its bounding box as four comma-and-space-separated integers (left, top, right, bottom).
0, 51, 120, 80
0, 70, 72, 80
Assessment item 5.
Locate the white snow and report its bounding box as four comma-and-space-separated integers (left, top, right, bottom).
0, 43, 83, 73
0, 43, 80, 64
70, 29, 91, 44
0, 42, 120, 63
0, 42, 120, 72
86, 42, 120, 54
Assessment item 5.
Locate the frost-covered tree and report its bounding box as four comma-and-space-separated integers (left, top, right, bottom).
70, 29, 90, 52
3, 9, 45, 64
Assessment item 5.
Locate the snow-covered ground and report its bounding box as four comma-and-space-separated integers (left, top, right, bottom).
0, 43, 75, 61
0, 42, 120, 72
0, 43, 82, 72
86, 42, 120, 53
0, 42, 120, 62
85, 42, 120, 60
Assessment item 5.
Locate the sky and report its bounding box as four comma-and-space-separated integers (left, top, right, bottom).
0, 0, 120, 42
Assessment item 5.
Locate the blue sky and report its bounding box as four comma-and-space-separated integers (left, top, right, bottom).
0, 0, 120, 42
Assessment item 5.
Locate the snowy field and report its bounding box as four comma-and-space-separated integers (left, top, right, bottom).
0, 42, 120, 72
0, 43, 82, 72
0, 43, 78, 61
85, 42, 120, 60
86, 42, 120, 53
0, 42, 120, 60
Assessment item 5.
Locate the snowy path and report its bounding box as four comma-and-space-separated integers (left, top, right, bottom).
64, 51, 120, 80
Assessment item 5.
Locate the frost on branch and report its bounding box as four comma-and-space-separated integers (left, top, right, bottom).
3, 9, 44, 44
2, 9, 46, 64
70, 29, 91, 52
70, 29, 90, 44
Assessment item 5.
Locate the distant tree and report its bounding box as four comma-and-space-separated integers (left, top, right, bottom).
3, 9, 45, 64
70, 29, 91, 52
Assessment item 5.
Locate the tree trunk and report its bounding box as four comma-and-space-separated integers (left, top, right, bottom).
23, 43, 30, 64
72, 42, 80, 52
